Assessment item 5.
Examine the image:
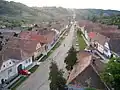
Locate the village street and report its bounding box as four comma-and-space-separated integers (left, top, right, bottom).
17, 23, 75, 90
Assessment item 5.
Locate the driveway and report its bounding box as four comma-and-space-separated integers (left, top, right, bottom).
17, 24, 75, 90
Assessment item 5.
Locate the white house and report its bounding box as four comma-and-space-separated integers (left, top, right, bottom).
88, 32, 112, 58
103, 42, 111, 57
0, 57, 33, 84
0, 58, 18, 84
0, 47, 33, 84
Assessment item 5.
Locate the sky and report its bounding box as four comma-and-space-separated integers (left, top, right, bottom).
7, 0, 120, 10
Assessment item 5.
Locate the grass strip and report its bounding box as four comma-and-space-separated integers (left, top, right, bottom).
77, 30, 87, 50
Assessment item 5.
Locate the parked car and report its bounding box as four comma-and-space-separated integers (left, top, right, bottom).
19, 70, 31, 75
76, 44, 79, 46
65, 33, 68, 36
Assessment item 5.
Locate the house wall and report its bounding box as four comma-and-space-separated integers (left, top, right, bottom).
34, 43, 43, 58
19, 57, 33, 69
34, 51, 41, 58
0, 59, 18, 84
42, 45, 47, 55
103, 42, 111, 57
47, 38, 55, 51
0, 65, 17, 84
97, 43, 104, 54
47, 43, 52, 50
0, 59, 14, 72
80, 27, 84, 34
0, 57, 33, 84
15, 57, 33, 73
84, 30, 89, 41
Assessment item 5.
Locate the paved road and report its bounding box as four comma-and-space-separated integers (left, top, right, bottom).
17, 24, 75, 90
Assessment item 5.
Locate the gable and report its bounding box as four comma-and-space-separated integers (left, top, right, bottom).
36, 43, 41, 50
0, 59, 14, 71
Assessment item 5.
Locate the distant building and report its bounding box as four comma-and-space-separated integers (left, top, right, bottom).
78, 20, 120, 57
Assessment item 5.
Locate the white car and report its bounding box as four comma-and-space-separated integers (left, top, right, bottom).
36, 62, 41, 65
76, 44, 79, 46
65, 34, 68, 36
27, 71, 31, 75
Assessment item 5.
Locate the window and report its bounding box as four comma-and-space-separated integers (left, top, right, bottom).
29, 59, 31, 62
9, 69, 12, 72
3, 65, 5, 67
26, 60, 28, 64
104, 48, 108, 53
13, 61, 15, 63
8, 69, 12, 74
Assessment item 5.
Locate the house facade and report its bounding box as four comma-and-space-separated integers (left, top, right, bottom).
103, 42, 111, 57
17, 57, 33, 69
0, 47, 33, 84
0, 59, 18, 84
88, 32, 112, 58
0, 57, 33, 84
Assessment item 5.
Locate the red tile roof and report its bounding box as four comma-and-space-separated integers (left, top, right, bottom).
4, 37, 41, 55
2, 47, 31, 60
88, 32, 110, 46
19, 31, 56, 44
88, 32, 96, 39
30, 35, 47, 43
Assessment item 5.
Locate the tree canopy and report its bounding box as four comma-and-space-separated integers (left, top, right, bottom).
101, 57, 120, 90
49, 61, 66, 90
64, 46, 77, 71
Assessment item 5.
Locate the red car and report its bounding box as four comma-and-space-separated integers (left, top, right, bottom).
19, 70, 31, 75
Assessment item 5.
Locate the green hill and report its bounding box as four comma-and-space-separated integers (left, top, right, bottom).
74, 9, 120, 20
0, 0, 73, 24
1, 0, 120, 27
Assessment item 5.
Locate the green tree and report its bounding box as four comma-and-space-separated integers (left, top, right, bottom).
49, 61, 66, 90
64, 46, 77, 71
101, 57, 120, 90
28, 27, 33, 31
91, 16, 97, 22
